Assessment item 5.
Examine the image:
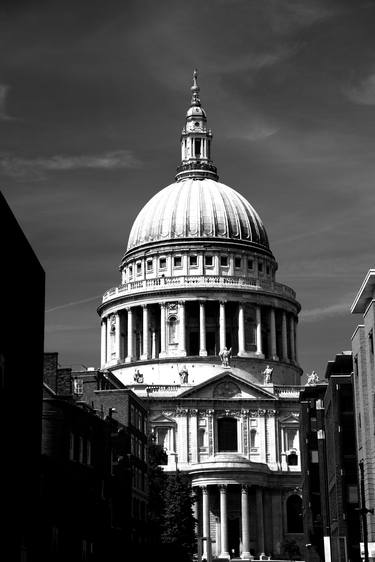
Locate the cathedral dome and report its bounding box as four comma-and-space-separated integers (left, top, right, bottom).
126, 178, 269, 252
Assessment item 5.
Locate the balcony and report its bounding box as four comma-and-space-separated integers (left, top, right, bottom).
102, 274, 296, 303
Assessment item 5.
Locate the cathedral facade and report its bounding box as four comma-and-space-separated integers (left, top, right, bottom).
98, 72, 303, 560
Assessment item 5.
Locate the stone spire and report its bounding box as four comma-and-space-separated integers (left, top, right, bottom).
175, 69, 218, 182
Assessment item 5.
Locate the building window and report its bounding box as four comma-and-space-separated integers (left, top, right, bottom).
198, 428, 207, 448
220, 256, 228, 267
195, 138, 201, 157
369, 330, 374, 354
287, 451, 298, 466
174, 256, 182, 268
310, 450, 319, 463
159, 257, 166, 269
258, 261, 263, 273
205, 255, 213, 267
73, 378, 83, 395
286, 495, 303, 533
217, 417, 237, 452
234, 257, 241, 268
266, 265, 270, 275
146, 259, 153, 272
155, 426, 174, 451
250, 429, 258, 449
136, 262, 142, 275
247, 259, 253, 270
190, 255, 197, 266
129, 265, 133, 278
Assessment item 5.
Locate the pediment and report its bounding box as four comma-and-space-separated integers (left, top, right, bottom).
179, 371, 276, 400
279, 413, 300, 424
150, 413, 176, 424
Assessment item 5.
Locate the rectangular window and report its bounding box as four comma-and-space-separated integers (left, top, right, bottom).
258, 261, 263, 273
195, 138, 201, 157
311, 450, 319, 463
234, 257, 241, 268
369, 330, 374, 354
220, 256, 228, 267
174, 256, 182, 267
136, 262, 142, 275
266, 265, 270, 275
190, 255, 198, 266
205, 255, 213, 267
247, 259, 253, 270
146, 259, 153, 272
159, 257, 166, 269
73, 378, 83, 395
129, 266, 133, 278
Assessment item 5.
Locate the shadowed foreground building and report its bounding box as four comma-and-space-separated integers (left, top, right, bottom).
0, 192, 45, 561
300, 352, 360, 562
97, 72, 304, 559
351, 269, 375, 558
41, 353, 148, 560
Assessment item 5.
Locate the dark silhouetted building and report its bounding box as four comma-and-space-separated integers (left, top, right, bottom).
0, 191, 45, 561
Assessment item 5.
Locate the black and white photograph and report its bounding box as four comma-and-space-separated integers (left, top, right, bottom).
1, 1, 375, 561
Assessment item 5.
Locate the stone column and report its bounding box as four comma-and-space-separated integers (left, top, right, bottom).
269, 307, 278, 360
238, 303, 246, 356
290, 315, 296, 362
219, 485, 230, 559
191, 410, 198, 463
115, 312, 121, 362
193, 492, 199, 538
159, 303, 167, 357
202, 486, 211, 560
100, 317, 107, 367
125, 308, 134, 363
199, 301, 207, 356
241, 485, 251, 559
107, 315, 113, 363
219, 301, 226, 351
179, 300, 187, 356
151, 329, 157, 359
255, 306, 263, 357
256, 487, 265, 556
281, 310, 288, 361
141, 305, 149, 360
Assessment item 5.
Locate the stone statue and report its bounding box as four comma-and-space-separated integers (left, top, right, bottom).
134, 369, 144, 384
306, 370, 319, 385
219, 346, 232, 367
179, 365, 189, 384
262, 365, 273, 384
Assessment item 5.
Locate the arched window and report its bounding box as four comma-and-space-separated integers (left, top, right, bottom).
168, 316, 178, 344
287, 495, 303, 533
217, 417, 237, 452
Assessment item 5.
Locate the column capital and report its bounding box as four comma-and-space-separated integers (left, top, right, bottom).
201, 485, 209, 494
241, 484, 249, 493
219, 484, 228, 492
160, 302, 166, 309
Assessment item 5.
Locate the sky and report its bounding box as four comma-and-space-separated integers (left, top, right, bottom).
1, 0, 375, 378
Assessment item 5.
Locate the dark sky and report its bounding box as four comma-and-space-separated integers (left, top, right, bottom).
2, 0, 375, 377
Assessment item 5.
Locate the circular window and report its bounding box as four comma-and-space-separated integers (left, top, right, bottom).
194, 121, 200, 127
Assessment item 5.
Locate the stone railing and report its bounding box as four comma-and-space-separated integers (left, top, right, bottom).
102, 275, 296, 303
273, 385, 303, 398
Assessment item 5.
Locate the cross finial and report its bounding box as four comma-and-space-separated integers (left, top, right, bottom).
190, 68, 200, 106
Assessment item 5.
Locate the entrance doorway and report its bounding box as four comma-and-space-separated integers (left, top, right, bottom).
228, 517, 240, 558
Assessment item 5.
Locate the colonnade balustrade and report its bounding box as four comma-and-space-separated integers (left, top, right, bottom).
195, 484, 265, 559
100, 300, 298, 366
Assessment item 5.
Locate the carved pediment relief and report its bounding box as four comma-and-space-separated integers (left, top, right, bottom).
213, 380, 241, 398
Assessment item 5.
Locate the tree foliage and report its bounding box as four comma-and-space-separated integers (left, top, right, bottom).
161, 470, 196, 560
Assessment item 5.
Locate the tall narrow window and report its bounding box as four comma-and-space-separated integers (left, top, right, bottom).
287, 495, 303, 533
195, 138, 201, 158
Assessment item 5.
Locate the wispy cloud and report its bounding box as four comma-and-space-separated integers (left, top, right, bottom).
0, 84, 14, 120
0, 149, 140, 180
300, 301, 351, 322
45, 324, 95, 334
345, 72, 375, 105
46, 295, 102, 313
